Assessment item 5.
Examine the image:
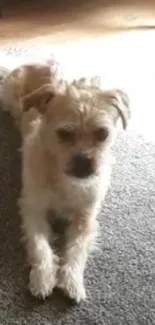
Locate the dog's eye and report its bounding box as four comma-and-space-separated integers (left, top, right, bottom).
56, 129, 75, 142
94, 127, 109, 142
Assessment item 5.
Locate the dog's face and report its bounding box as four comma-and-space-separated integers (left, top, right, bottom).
23, 81, 130, 180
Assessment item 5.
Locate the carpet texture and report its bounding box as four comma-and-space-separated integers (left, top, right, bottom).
0, 47, 155, 325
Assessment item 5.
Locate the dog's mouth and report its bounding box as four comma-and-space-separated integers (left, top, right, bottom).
66, 168, 94, 179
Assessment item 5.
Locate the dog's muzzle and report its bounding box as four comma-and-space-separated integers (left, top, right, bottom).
69, 153, 94, 179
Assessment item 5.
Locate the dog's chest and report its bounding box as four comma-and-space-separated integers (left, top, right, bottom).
48, 179, 98, 216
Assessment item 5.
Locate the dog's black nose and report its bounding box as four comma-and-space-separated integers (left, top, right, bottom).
71, 153, 94, 178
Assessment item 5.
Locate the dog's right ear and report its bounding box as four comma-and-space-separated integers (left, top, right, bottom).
22, 84, 56, 114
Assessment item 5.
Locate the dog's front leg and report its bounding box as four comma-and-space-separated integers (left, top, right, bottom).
57, 211, 98, 303
20, 198, 58, 299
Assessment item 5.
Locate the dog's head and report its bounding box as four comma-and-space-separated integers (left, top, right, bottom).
22, 79, 130, 180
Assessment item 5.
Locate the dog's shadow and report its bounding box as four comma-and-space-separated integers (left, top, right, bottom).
0, 109, 77, 318
0, 109, 25, 287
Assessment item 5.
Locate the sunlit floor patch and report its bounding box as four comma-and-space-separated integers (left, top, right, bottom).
1, 30, 155, 141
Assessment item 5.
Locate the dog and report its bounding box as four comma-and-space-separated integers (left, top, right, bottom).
0, 60, 130, 303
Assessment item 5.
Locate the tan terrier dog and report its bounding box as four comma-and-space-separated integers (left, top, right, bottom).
0, 60, 130, 303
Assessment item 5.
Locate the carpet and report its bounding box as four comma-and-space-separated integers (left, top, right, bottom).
0, 47, 155, 325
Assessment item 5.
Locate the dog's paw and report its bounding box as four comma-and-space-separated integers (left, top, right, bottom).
57, 266, 86, 303
29, 262, 58, 299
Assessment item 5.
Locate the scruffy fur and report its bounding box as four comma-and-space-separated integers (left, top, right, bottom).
0, 60, 130, 303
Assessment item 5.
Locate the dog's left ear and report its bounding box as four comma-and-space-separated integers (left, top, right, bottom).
22, 84, 56, 114
98, 89, 130, 129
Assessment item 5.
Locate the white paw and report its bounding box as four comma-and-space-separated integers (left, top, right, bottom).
57, 266, 86, 303
29, 262, 58, 299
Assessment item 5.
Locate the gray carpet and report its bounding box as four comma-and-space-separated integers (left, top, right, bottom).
0, 48, 155, 325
